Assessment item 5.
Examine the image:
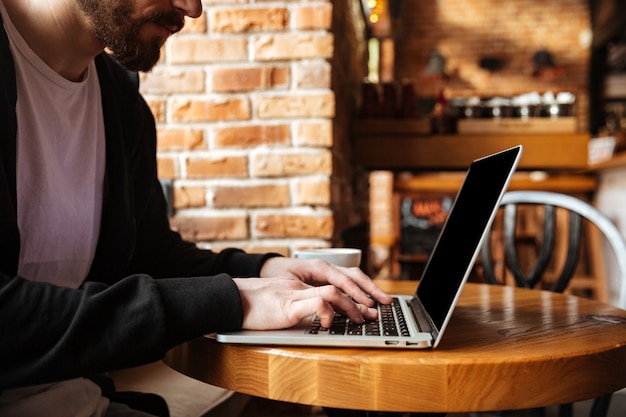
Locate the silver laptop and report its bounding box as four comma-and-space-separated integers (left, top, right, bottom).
216, 145, 523, 349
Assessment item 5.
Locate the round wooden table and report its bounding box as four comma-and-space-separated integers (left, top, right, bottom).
164, 281, 626, 413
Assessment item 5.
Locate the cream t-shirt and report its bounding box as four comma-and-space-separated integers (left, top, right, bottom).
1, 1, 105, 289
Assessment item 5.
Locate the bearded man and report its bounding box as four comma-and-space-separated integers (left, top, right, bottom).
0, 0, 391, 415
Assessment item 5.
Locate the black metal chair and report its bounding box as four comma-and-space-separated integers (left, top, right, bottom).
478, 191, 626, 417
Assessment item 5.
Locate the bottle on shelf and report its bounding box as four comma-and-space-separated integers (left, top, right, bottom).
430, 89, 457, 134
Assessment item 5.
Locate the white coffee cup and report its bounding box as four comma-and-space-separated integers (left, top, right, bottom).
293, 248, 362, 268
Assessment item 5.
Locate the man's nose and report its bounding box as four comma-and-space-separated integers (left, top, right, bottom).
172, 0, 202, 18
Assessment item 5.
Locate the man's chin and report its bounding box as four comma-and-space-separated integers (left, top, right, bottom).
113, 51, 160, 72
123, 60, 159, 73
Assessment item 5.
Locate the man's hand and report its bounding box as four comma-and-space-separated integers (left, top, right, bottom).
231, 256, 393, 330
260, 256, 392, 307
232, 277, 380, 330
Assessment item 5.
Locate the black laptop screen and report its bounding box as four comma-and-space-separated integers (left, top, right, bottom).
416, 146, 521, 330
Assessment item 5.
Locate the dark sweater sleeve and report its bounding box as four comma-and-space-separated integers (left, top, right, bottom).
0, 271, 243, 390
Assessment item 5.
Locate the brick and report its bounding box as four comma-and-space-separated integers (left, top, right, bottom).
211, 243, 290, 257
256, 93, 335, 119
394, 1, 589, 101
171, 215, 249, 241
243, 245, 289, 257
145, 99, 166, 123
157, 156, 177, 179
294, 62, 331, 88
169, 38, 248, 64
212, 7, 288, 33
255, 212, 333, 238
213, 184, 290, 207
171, 98, 251, 122
255, 34, 334, 61
173, 186, 206, 209
295, 178, 331, 206
157, 128, 205, 151
211, 66, 290, 93
186, 155, 249, 178
295, 121, 333, 147
293, 4, 333, 30
202, 0, 247, 5
180, 14, 207, 34
140, 68, 205, 94
215, 124, 290, 148
253, 151, 332, 177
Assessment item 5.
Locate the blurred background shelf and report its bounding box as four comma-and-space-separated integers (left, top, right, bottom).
352, 120, 589, 171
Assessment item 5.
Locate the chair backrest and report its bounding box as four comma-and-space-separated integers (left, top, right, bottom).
479, 190, 626, 308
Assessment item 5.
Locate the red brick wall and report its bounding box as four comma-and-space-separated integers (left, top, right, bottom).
393, 0, 591, 130
141, 0, 594, 262
142, 0, 367, 256
364, 1, 594, 277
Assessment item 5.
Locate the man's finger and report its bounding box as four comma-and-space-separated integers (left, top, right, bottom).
288, 297, 335, 328
321, 265, 393, 306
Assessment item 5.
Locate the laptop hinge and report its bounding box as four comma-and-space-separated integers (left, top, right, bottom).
410, 297, 438, 340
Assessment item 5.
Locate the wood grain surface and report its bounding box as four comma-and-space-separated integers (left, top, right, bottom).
351, 132, 589, 170
164, 281, 626, 413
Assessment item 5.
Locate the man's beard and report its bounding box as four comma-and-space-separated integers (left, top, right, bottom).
76, 0, 184, 72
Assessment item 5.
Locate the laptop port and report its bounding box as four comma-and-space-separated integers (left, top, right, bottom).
385, 340, 400, 345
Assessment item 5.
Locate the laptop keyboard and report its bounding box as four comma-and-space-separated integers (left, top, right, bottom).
308, 297, 410, 337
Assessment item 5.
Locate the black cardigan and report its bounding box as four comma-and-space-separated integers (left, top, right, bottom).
0, 16, 271, 390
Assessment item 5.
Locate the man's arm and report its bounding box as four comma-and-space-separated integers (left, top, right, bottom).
0, 271, 243, 390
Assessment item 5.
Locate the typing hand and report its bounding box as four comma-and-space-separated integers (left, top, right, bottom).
259, 256, 393, 308
232, 277, 379, 330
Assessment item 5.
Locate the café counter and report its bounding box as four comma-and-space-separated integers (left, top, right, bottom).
352, 120, 589, 171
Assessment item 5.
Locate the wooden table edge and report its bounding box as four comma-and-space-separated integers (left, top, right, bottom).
164, 282, 626, 413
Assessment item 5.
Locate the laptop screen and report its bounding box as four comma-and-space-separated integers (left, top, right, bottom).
416, 146, 522, 330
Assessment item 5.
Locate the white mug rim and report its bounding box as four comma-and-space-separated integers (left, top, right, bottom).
294, 248, 361, 254
292, 248, 362, 268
